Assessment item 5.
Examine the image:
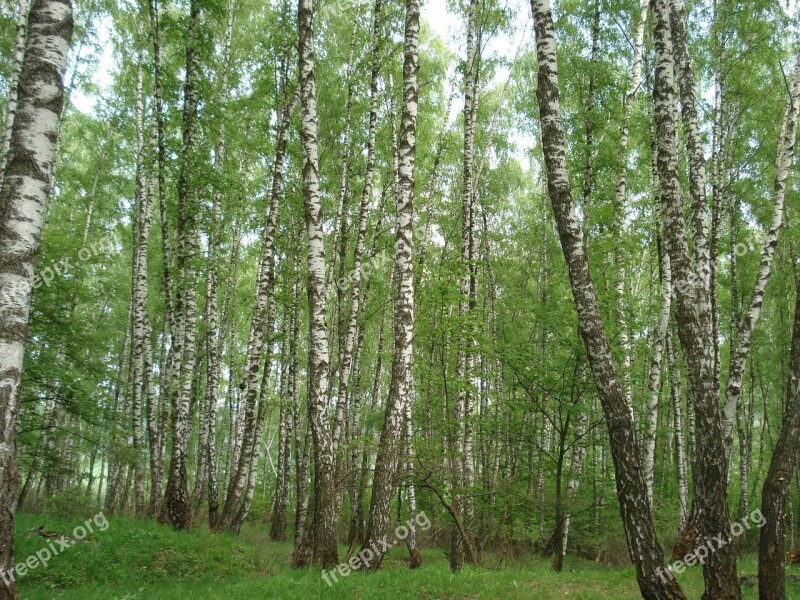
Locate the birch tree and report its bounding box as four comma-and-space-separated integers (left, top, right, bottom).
291, 0, 338, 568
530, 0, 685, 596
362, 0, 419, 571
0, 0, 73, 597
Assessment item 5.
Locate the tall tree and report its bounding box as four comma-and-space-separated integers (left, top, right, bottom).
651, 0, 739, 595
0, 0, 73, 597
362, 0, 420, 571
530, 0, 685, 597
757, 50, 800, 600
162, 0, 202, 531
291, 0, 338, 569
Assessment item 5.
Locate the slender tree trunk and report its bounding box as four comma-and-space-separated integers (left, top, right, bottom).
555, 408, 586, 571
271, 310, 293, 541
737, 361, 755, 521
759, 276, 800, 599
332, 0, 383, 494
666, 329, 689, 533
0, 0, 30, 185
721, 51, 800, 457
403, 387, 421, 567
361, 0, 420, 571
218, 83, 298, 533
452, 0, 479, 571
130, 37, 155, 518
162, 0, 202, 531
757, 54, 800, 600
612, 0, 648, 415
348, 289, 388, 548
644, 238, 671, 505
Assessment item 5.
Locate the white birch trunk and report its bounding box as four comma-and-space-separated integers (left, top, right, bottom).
0, 1, 73, 596
361, 0, 419, 571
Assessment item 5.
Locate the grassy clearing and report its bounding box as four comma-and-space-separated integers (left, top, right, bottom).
11, 512, 796, 599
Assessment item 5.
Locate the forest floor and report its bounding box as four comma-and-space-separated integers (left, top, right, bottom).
12, 512, 797, 599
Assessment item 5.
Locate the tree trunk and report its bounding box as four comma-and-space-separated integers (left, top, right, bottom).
332, 0, 383, 502
644, 238, 671, 505
652, 0, 739, 595
163, 0, 201, 531
757, 53, 800, 600
759, 276, 800, 600
721, 50, 800, 458
291, 0, 338, 569
530, 0, 685, 597
0, 0, 30, 185
0, 1, 73, 596
361, 0, 420, 571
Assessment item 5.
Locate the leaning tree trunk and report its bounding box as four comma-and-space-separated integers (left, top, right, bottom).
217, 83, 298, 533
721, 50, 800, 459
530, 0, 685, 597
0, 1, 73, 597
361, 0, 419, 571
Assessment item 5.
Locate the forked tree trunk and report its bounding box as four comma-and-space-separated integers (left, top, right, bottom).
0, 1, 73, 597
651, 0, 739, 596
530, 0, 685, 597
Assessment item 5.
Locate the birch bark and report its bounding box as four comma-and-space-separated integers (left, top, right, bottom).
531, 0, 684, 596
361, 0, 419, 571
291, 0, 338, 568
0, 0, 73, 596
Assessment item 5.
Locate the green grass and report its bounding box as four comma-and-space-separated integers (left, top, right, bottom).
11, 512, 798, 599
